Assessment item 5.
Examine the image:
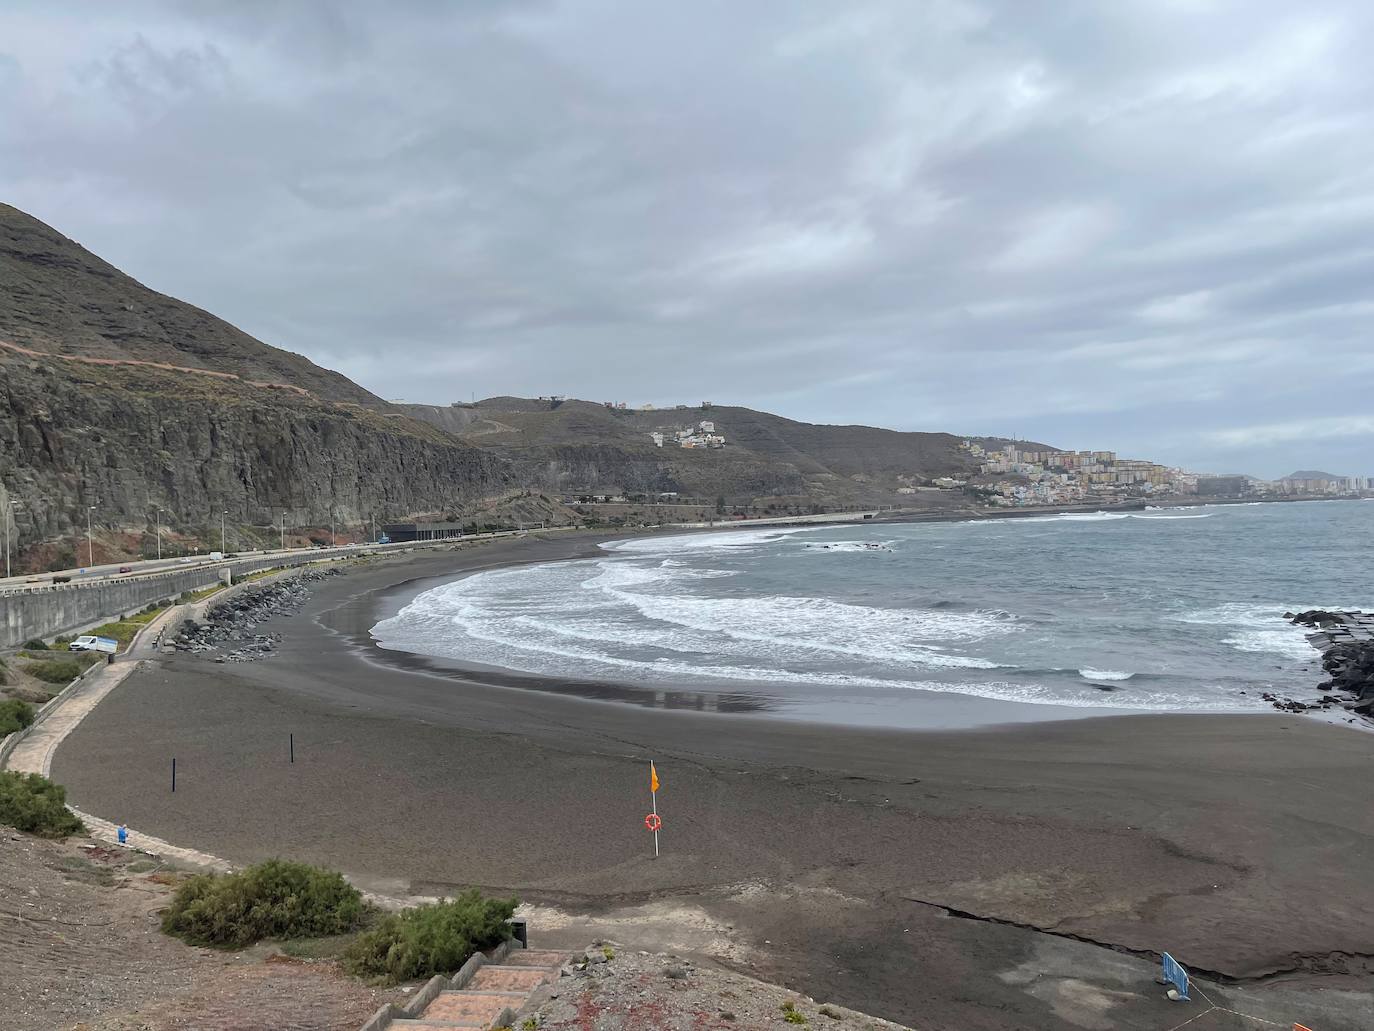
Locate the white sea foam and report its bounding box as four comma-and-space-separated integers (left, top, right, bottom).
374, 503, 1365, 717
1221, 629, 1317, 661
802, 540, 896, 553
1190, 600, 1374, 662
374, 576, 1256, 712
1173, 602, 1320, 661
582, 558, 1013, 668
1005, 512, 1131, 523
601, 526, 817, 556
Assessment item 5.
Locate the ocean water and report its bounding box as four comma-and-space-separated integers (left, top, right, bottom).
371, 500, 1373, 725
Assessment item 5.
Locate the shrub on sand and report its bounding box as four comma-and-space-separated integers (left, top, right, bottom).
22, 638, 48, 651
343, 890, 517, 984
161, 859, 365, 948
0, 771, 85, 837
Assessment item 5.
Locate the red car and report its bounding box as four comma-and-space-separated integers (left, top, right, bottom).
118, 566, 133, 574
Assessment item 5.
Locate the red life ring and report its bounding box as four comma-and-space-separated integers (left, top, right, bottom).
644, 813, 662, 831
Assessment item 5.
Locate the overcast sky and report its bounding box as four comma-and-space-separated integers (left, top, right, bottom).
3, 1, 1372, 478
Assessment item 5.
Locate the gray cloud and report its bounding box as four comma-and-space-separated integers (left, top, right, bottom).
2, 0, 1372, 477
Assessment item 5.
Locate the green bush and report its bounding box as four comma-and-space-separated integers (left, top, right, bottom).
22, 638, 48, 651
0, 771, 85, 837
25, 659, 83, 684
160, 859, 365, 948
0, 699, 35, 736
343, 890, 517, 983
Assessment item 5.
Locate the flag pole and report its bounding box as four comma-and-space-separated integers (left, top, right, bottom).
651, 760, 659, 859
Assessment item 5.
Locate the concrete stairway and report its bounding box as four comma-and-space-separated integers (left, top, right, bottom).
413, 952, 566, 1028
362, 947, 568, 1030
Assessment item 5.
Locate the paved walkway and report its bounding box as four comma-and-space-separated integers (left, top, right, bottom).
7, 661, 138, 777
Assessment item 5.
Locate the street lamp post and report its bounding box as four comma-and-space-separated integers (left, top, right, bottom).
221, 511, 227, 554
86, 505, 95, 567
280, 512, 286, 551
2, 496, 18, 580
155, 507, 163, 561
331, 509, 336, 548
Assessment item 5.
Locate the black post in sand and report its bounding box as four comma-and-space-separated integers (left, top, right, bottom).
171, 756, 176, 792
289, 733, 294, 763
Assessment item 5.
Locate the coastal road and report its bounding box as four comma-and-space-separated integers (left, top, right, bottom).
0, 545, 336, 591
0, 528, 541, 594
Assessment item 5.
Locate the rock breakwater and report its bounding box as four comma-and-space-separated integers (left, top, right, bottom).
170, 568, 342, 662
1285, 609, 1374, 720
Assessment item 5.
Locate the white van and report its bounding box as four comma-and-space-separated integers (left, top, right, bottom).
70, 635, 118, 654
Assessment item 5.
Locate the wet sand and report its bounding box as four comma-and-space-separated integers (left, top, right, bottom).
53, 535, 1374, 1029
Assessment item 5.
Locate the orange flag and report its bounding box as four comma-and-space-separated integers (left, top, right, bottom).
650, 762, 660, 793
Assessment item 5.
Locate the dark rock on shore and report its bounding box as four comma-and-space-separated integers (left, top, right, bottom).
1284, 610, 1374, 720
172, 568, 341, 662
1286, 609, 1347, 628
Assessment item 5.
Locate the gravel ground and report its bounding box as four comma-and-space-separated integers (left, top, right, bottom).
528, 946, 912, 1031
1, 830, 400, 1031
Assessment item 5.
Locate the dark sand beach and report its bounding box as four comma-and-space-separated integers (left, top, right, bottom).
54, 534, 1374, 1029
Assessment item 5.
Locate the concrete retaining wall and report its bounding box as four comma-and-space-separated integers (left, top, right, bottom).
0, 528, 551, 651
0, 549, 367, 650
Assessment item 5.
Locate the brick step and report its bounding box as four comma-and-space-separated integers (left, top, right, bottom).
468, 964, 553, 992
501, 948, 567, 968
420, 990, 526, 1026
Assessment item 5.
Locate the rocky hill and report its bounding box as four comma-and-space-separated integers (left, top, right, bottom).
0, 204, 378, 405
0, 202, 993, 568
1283, 470, 1342, 481
399, 399, 979, 504
0, 205, 511, 566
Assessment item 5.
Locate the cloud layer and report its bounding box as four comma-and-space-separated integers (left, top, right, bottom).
3, 0, 1372, 477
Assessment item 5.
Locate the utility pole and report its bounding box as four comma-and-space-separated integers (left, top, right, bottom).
280, 512, 286, 551
331, 508, 336, 548
155, 507, 163, 561
86, 505, 95, 567
221, 511, 227, 554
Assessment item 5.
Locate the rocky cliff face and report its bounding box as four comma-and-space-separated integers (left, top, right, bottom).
0, 204, 517, 564
0, 355, 510, 556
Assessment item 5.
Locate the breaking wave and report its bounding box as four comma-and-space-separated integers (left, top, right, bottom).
372, 500, 1366, 721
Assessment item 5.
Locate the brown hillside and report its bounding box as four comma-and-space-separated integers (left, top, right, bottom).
0, 203, 380, 405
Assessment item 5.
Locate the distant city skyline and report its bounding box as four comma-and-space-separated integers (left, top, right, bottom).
3, 1, 1373, 479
